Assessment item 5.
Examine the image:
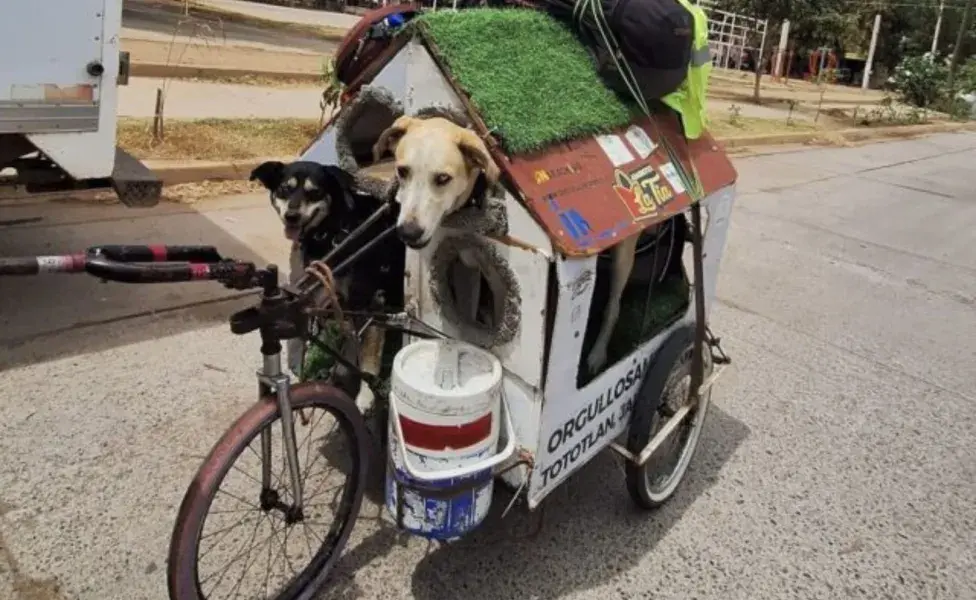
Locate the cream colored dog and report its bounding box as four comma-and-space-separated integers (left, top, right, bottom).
373, 113, 634, 374
373, 115, 500, 249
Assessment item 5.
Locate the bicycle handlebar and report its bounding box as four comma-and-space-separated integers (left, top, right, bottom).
0, 244, 259, 287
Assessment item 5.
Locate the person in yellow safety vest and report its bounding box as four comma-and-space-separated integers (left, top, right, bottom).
662, 0, 712, 140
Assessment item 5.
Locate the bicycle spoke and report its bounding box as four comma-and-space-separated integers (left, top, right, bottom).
206, 512, 266, 598
200, 514, 260, 542
247, 437, 283, 490
298, 419, 340, 489
300, 410, 331, 484
303, 482, 343, 506
198, 512, 262, 563
226, 513, 272, 600
201, 524, 278, 593
216, 488, 262, 511
228, 460, 265, 488
264, 515, 289, 597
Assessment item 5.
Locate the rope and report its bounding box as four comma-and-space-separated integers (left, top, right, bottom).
304, 259, 347, 327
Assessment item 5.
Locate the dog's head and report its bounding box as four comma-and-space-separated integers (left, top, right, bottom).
250, 160, 356, 242
373, 116, 500, 249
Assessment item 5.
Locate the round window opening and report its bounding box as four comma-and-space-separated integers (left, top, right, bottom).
430, 234, 520, 349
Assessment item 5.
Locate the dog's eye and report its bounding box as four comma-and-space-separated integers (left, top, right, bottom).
434, 173, 453, 186
396, 166, 410, 180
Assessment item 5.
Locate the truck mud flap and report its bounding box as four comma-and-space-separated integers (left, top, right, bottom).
111, 146, 161, 208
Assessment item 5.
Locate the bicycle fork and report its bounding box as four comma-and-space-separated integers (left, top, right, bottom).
257, 347, 305, 520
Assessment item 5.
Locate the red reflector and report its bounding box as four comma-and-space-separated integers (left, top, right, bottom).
399, 413, 492, 451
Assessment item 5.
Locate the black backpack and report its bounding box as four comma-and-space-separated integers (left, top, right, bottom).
538, 0, 695, 100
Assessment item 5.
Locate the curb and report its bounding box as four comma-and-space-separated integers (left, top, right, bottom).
146, 123, 972, 186
718, 121, 971, 149
709, 88, 875, 107
145, 157, 291, 186
130, 62, 323, 83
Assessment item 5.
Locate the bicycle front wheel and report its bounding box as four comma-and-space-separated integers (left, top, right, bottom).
168, 383, 369, 600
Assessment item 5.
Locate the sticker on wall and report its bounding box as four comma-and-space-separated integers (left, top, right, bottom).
624, 125, 658, 159
594, 134, 635, 167
612, 165, 676, 221
658, 162, 687, 195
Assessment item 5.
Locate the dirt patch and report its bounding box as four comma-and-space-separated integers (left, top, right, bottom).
0, 533, 68, 600
118, 117, 321, 161
122, 38, 327, 74
706, 113, 820, 138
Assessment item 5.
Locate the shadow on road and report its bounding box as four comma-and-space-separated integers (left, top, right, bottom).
312, 405, 750, 600
0, 195, 281, 371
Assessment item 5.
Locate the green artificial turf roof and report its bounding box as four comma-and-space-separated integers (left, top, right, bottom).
414, 8, 633, 155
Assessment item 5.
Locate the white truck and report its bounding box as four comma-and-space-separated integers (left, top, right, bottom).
0, 0, 161, 206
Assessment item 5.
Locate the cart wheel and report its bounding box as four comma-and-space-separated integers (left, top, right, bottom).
625, 325, 712, 510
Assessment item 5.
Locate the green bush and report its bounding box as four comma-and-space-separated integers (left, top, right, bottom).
957, 58, 976, 95
889, 53, 947, 108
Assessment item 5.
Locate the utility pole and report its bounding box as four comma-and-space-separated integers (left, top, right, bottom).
947, 0, 974, 93
932, 0, 945, 54
862, 13, 882, 90
773, 20, 791, 77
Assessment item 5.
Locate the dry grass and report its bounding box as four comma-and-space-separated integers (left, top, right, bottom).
65, 180, 261, 205
706, 114, 820, 138
177, 74, 321, 87
117, 117, 321, 161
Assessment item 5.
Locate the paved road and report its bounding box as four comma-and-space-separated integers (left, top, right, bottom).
1, 134, 975, 599
122, 0, 340, 54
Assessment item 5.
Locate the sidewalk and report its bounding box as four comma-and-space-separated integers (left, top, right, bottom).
122, 27, 321, 55
122, 37, 327, 75
192, 0, 359, 29
118, 78, 324, 120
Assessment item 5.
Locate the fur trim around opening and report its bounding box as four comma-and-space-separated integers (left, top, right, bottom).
429, 232, 521, 349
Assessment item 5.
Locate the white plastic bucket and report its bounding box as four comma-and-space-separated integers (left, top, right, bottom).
385, 338, 503, 540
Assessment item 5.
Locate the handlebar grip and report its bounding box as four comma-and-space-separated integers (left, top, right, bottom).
85, 256, 214, 283
86, 245, 222, 263
0, 254, 86, 276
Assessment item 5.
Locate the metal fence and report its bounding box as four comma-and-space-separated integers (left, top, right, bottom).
696, 0, 768, 71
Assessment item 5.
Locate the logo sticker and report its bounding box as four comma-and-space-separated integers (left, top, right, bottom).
546, 195, 595, 247
534, 162, 583, 185
612, 165, 675, 221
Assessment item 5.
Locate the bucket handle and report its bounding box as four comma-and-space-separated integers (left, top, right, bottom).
388, 388, 517, 483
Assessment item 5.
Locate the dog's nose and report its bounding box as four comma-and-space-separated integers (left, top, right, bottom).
396, 222, 425, 245
284, 212, 301, 225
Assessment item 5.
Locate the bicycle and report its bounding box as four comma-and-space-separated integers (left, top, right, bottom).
0, 234, 411, 599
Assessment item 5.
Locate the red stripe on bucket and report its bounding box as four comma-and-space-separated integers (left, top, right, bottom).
399, 413, 492, 451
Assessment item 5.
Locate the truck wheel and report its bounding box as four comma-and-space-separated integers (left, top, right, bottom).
625, 324, 712, 510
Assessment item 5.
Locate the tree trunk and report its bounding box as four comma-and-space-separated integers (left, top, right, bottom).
752, 25, 772, 104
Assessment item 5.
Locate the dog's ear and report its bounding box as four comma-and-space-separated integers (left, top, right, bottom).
250, 161, 285, 191
372, 116, 419, 162
321, 165, 357, 212
456, 130, 501, 186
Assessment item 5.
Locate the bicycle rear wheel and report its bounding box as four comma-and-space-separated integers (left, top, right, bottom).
168, 383, 369, 600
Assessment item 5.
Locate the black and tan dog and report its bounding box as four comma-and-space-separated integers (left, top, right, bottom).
250, 160, 403, 410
